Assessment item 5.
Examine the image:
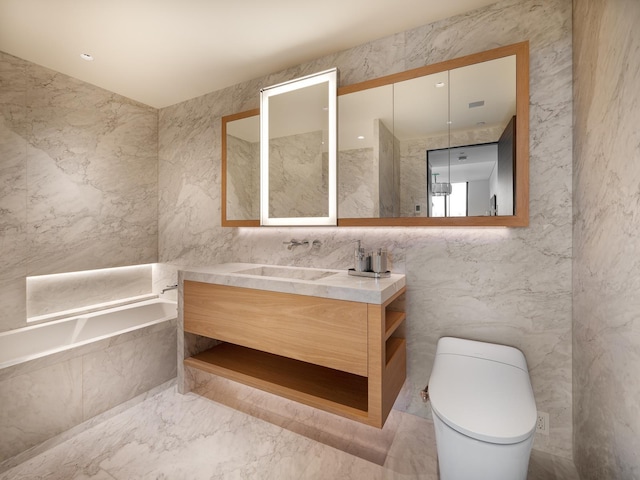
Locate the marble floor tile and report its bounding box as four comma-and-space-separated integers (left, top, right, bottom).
0, 387, 579, 480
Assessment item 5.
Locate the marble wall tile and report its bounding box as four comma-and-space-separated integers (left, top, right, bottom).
26, 264, 153, 318
573, 0, 640, 478
225, 135, 259, 220
268, 131, 328, 218
158, 90, 234, 267
0, 52, 159, 332
0, 357, 83, 462
82, 325, 177, 419
0, 52, 27, 332
338, 147, 376, 218
25, 65, 158, 276
0, 317, 176, 463
376, 119, 397, 217
161, 0, 573, 459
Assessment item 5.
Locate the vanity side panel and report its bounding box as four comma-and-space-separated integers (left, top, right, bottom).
367, 303, 384, 427
183, 281, 368, 376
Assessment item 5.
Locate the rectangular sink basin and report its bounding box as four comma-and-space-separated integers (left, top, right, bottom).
236, 266, 338, 282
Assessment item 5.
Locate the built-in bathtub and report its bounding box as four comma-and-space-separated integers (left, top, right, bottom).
0, 298, 178, 466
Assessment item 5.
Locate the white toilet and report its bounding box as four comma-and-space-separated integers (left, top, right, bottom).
428, 337, 537, 480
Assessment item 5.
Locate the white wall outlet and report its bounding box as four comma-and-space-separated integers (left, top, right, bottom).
536, 411, 549, 435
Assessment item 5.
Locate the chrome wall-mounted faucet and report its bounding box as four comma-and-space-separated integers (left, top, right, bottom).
283, 239, 309, 250
161, 284, 178, 294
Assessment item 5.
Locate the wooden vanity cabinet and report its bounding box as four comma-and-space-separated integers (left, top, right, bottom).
183, 280, 406, 428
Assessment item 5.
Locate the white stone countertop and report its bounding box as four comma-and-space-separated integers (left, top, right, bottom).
179, 263, 405, 304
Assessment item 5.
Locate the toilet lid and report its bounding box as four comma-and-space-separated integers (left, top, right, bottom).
429, 353, 537, 444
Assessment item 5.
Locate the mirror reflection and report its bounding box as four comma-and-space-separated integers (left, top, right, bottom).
221, 42, 528, 227
338, 55, 516, 219
260, 69, 338, 226
224, 114, 259, 223
337, 84, 394, 218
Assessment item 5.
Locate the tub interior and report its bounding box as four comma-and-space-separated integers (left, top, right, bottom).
0, 299, 177, 368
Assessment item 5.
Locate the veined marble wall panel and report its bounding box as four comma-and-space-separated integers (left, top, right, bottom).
0, 357, 83, 462
268, 131, 328, 218
158, 88, 234, 267
26, 264, 153, 318
160, 0, 572, 459
82, 324, 177, 419
226, 135, 259, 221
376, 120, 396, 217
573, 0, 640, 478
25, 65, 158, 276
0, 52, 158, 332
0, 53, 27, 332
338, 148, 376, 218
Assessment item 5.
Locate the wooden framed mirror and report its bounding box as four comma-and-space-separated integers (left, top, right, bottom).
221, 42, 528, 227
222, 109, 260, 227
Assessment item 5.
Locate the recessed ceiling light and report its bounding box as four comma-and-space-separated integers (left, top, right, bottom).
80, 53, 94, 61
435, 82, 445, 88
357, 135, 365, 140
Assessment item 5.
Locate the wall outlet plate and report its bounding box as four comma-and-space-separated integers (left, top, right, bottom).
536, 411, 549, 435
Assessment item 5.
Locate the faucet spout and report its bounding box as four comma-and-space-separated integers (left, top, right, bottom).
282, 239, 309, 250
161, 284, 178, 294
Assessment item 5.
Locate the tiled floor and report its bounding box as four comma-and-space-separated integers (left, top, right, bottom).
0, 387, 579, 479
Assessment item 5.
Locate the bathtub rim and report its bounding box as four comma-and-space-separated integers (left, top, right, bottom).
0, 298, 177, 371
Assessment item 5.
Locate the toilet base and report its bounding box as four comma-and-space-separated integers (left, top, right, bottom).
432, 409, 534, 480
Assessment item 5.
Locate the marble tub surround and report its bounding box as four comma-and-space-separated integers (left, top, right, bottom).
573, 0, 640, 477
0, 299, 177, 372
0, 50, 158, 333
180, 263, 406, 304
0, 314, 177, 463
0, 386, 579, 480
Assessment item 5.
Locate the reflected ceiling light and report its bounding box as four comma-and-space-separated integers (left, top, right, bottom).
80, 53, 94, 61
431, 173, 452, 196
435, 82, 446, 88
357, 135, 365, 140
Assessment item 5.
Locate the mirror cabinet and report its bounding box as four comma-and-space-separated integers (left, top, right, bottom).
261, 69, 338, 226
222, 42, 528, 227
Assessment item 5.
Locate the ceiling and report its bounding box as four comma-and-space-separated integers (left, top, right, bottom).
0, 0, 498, 109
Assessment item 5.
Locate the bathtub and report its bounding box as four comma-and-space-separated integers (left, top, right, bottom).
0, 298, 176, 370
0, 298, 177, 465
